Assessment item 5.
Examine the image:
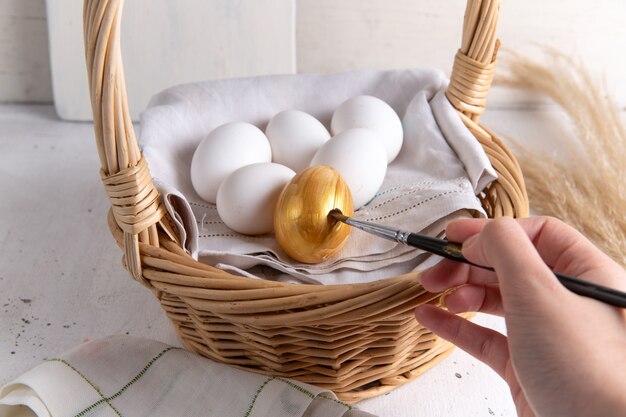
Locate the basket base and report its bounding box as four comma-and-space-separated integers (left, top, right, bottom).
170, 307, 463, 404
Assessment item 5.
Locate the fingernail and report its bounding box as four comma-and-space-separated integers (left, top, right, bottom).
438, 285, 466, 310
440, 285, 475, 314
438, 288, 454, 309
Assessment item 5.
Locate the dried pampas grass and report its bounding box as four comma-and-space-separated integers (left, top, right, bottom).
496, 51, 626, 267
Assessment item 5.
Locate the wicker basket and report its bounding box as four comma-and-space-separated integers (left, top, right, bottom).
83, 0, 528, 403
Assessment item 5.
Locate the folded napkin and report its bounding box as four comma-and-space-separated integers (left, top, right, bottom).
139, 68, 496, 284
0, 336, 376, 417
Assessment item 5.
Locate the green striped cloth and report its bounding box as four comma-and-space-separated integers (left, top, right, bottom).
0, 336, 376, 417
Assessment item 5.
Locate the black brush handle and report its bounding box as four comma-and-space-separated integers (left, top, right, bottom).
406, 233, 626, 309
406, 234, 485, 268
555, 274, 626, 308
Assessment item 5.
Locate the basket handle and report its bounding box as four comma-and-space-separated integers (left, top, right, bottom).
445, 0, 530, 217
446, 0, 500, 121
83, 0, 171, 283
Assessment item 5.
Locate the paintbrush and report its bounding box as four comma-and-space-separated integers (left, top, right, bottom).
328, 209, 626, 308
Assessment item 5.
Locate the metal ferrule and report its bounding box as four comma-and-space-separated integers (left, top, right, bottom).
345, 218, 410, 245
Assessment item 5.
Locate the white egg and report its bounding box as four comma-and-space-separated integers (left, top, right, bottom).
331, 95, 403, 163
265, 110, 331, 172
216, 162, 296, 235
310, 128, 387, 209
190, 122, 272, 203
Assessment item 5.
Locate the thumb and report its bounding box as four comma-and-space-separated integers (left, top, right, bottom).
461, 217, 568, 315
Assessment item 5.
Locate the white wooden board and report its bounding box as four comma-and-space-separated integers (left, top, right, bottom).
0, 0, 52, 102
46, 0, 295, 121
296, 0, 626, 108
8, 1, 626, 110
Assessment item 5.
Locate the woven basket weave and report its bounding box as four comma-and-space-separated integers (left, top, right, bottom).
83, 0, 528, 403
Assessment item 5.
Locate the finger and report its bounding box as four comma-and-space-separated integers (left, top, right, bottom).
442, 284, 504, 316
514, 217, 625, 289
420, 258, 497, 292
456, 217, 624, 289
415, 304, 510, 379
445, 218, 488, 243
461, 217, 570, 314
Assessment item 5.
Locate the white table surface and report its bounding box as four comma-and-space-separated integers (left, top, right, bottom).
1, 103, 576, 416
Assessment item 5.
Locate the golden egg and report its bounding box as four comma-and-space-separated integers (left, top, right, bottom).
274, 166, 354, 264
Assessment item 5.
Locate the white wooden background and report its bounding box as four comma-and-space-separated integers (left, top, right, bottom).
2, 0, 626, 112
0, 0, 51, 102
296, 0, 626, 109
46, 0, 296, 120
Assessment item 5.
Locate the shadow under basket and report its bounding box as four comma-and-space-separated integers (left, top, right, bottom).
84, 0, 528, 403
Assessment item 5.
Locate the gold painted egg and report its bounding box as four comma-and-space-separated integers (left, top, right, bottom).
274, 166, 354, 264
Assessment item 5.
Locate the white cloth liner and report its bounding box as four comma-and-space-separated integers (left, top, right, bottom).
0, 336, 376, 417
139, 68, 496, 285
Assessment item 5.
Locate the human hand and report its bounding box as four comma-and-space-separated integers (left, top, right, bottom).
414, 217, 626, 417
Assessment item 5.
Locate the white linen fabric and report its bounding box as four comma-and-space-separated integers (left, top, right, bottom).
139, 68, 496, 284
0, 336, 376, 417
